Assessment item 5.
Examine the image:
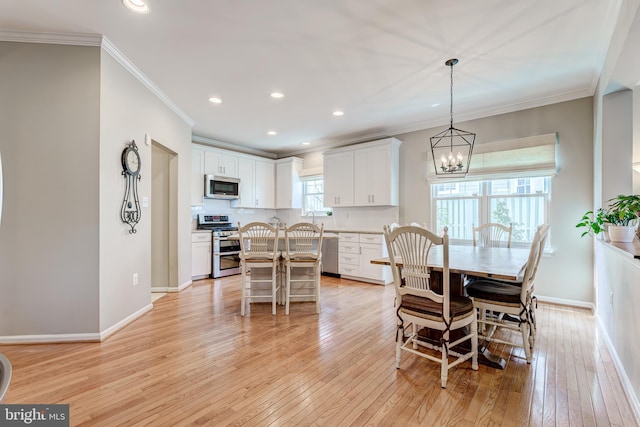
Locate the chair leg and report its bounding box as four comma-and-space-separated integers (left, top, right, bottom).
240, 265, 247, 316
412, 324, 419, 350
471, 316, 479, 370
395, 327, 403, 369
441, 329, 449, 388
314, 265, 320, 314
271, 264, 277, 315
522, 322, 532, 363
285, 263, 291, 315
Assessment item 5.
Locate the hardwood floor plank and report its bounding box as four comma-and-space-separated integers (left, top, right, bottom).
0, 276, 636, 426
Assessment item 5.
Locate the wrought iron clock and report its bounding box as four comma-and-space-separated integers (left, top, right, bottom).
120, 140, 141, 233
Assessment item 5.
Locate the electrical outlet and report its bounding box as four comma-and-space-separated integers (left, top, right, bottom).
133, 273, 139, 286
609, 291, 613, 307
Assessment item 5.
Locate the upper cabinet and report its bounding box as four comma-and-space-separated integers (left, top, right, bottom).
324, 138, 401, 207
353, 140, 400, 206
254, 159, 275, 209
276, 157, 303, 209
204, 150, 238, 177
191, 146, 205, 206
324, 151, 354, 207
232, 156, 275, 209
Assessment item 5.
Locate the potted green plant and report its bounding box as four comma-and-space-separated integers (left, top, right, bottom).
577, 195, 640, 242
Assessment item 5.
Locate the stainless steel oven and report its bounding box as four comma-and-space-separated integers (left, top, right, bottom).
213, 231, 241, 278
197, 214, 241, 278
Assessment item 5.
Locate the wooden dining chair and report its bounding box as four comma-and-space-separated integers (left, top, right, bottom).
466, 224, 550, 363
283, 222, 324, 315
237, 222, 281, 316
472, 222, 513, 248
383, 224, 478, 388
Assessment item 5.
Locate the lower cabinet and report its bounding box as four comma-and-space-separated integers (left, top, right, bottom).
338, 232, 392, 285
192, 232, 211, 279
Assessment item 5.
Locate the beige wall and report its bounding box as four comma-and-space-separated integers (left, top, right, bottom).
0, 40, 192, 338
298, 98, 595, 305
98, 50, 192, 332
0, 42, 101, 335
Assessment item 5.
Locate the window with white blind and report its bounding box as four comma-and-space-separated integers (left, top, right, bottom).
431, 176, 551, 247
302, 176, 330, 215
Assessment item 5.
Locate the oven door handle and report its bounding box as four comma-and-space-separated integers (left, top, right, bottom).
216, 250, 240, 256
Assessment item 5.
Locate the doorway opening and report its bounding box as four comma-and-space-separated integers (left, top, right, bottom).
151, 141, 178, 293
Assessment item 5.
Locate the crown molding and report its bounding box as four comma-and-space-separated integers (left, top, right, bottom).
0, 30, 195, 128
192, 135, 277, 159
0, 30, 102, 45
100, 36, 195, 128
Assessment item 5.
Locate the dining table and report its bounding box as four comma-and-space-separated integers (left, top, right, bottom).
371, 244, 531, 369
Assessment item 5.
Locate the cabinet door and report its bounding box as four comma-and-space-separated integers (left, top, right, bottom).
220, 154, 238, 177
204, 150, 238, 177
359, 243, 390, 282
324, 151, 354, 207
255, 160, 275, 209
192, 242, 211, 277
368, 145, 392, 205
236, 157, 255, 208
354, 145, 392, 206
276, 160, 302, 209
191, 147, 205, 206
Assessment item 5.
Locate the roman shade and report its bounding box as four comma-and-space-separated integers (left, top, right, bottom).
427, 133, 558, 182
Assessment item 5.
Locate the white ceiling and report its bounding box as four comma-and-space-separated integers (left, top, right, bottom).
0, 0, 620, 156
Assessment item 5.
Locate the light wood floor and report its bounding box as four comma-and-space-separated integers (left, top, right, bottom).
1, 275, 637, 426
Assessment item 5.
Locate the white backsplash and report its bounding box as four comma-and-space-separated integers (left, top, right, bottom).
192, 199, 400, 232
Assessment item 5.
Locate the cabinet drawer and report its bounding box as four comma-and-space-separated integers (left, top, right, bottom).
339, 233, 359, 243
339, 242, 359, 254
192, 232, 212, 243
339, 265, 359, 276
339, 253, 359, 266
359, 233, 383, 244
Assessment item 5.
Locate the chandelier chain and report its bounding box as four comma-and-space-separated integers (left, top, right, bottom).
450, 61, 454, 130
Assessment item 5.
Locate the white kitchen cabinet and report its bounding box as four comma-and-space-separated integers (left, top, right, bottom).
276, 157, 303, 209
353, 139, 400, 206
324, 138, 401, 207
204, 149, 238, 177
338, 232, 392, 285
323, 151, 354, 207
232, 157, 275, 209
235, 156, 255, 208
191, 146, 205, 206
255, 159, 275, 209
192, 232, 212, 279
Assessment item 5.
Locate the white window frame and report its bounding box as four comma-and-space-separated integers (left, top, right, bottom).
431, 177, 551, 248
301, 175, 330, 216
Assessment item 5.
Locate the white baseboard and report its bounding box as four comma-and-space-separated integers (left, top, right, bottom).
99, 303, 153, 341
0, 303, 153, 344
535, 295, 595, 312
0, 332, 100, 344
178, 280, 193, 291
596, 316, 640, 426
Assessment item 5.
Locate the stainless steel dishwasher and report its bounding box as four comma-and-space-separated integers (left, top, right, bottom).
321, 237, 340, 277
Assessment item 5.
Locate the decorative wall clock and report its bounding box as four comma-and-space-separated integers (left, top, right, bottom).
120, 140, 142, 233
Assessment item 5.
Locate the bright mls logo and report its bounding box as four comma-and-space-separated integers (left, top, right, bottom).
0, 405, 69, 426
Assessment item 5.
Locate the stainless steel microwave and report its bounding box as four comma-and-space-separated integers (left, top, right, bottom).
204, 175, 240, 199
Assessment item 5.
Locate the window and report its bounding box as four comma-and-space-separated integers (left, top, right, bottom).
302, 176, 329, 215
431, 177, 550, 246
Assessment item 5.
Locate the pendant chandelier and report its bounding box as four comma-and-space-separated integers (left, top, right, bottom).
430, 58, 475, 176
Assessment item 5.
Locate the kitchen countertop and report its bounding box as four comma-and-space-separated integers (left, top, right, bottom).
325, 228, 384, 235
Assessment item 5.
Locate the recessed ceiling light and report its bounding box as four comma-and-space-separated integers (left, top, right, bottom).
333, 111, 344, 116
267, 131, 277, 136
302, 142, 310, 145
431, 103, 440, 107
209, 97, 222, 104
122, 0, 150, 14
270, 92, 284, 99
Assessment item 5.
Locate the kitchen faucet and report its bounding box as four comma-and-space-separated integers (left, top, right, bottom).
307, 211, 316, 224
